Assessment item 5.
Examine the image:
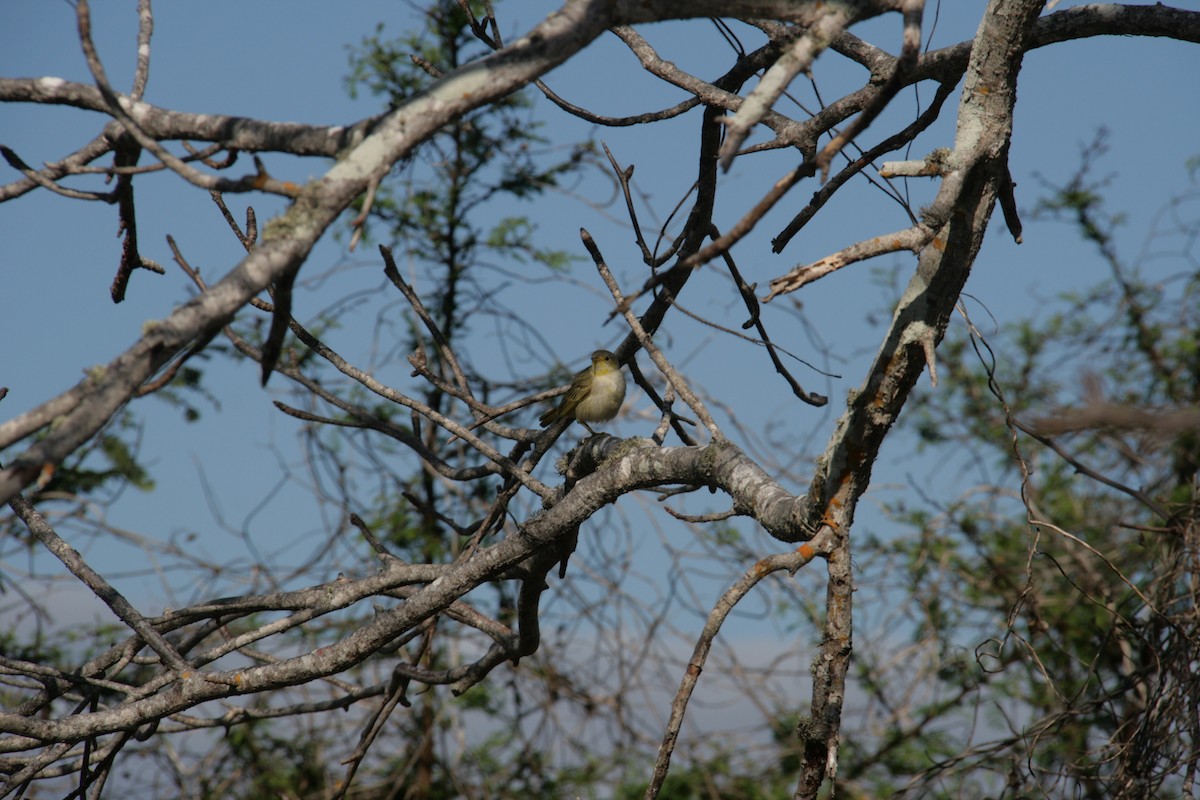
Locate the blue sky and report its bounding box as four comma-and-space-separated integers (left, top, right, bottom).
1, 0, 1198, 703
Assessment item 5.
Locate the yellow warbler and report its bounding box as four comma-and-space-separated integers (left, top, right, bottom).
539, 350, 626, 433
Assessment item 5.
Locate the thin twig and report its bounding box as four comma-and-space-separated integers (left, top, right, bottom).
813, 0, 925, 181
582, 229, 723, 440
75, 1, 299, 198
644, 537, 831, 799
8, 494, 193, 675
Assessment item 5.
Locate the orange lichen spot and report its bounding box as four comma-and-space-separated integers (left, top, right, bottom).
932, 237, 946, 252
797, 543, 816, 560
36, 463, 56, 490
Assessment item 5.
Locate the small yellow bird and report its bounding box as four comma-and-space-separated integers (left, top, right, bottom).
539, 350, 626, 433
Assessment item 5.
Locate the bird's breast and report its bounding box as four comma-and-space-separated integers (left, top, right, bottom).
574, 370, 626, 422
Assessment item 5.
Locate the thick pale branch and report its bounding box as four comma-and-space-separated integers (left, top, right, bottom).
3, 1, 1198, 790
0, 1, 618, 503
1, 5, 1188, 181
761, 3, 1192, 296
792, 1, 1049, 794
0, 439, 810, 749
0, 0, 917, 507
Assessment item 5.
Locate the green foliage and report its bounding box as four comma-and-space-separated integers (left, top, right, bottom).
199, 719, 329, 800
38, 411, 154, 497
615, 749, 797, 800
344, 2, 590, 321
0, 630, 67, 705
